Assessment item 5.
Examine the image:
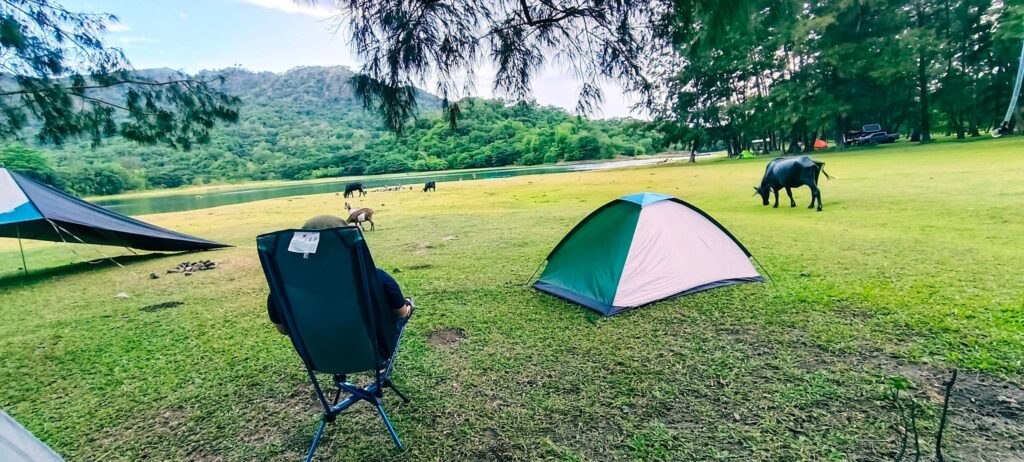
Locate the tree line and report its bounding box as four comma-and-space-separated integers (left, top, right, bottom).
652, 0, 1023, 154
4, 96, 659, 196
316, 0, 1024, 156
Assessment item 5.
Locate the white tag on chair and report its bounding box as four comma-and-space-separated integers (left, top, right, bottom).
288, 231, 320, 255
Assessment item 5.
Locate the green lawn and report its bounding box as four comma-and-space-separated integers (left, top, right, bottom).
1, 139, 1022, 461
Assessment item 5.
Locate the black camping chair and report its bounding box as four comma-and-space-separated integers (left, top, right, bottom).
256, 226, 411, 460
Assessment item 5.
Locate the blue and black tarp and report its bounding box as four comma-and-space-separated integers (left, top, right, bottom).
0, 168, 227, 252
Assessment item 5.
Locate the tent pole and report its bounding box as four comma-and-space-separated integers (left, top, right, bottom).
16, 223, 28, 277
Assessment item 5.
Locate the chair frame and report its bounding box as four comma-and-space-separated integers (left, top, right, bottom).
257, 228, 411, 461
302, 323, 411, 461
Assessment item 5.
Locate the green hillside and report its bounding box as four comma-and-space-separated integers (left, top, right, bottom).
17, 66, 656, 195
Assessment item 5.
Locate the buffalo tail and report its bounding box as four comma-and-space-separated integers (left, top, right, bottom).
814, 161, 834, 180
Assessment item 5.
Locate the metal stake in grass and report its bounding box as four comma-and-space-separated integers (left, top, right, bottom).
16, 223, 28, 277
889, 376, 913, 460
935, 369, 958, 462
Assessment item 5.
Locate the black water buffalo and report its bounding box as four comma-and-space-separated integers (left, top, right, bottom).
755, 156, 831, 211
423, 181, 436, 192
344, 182, 366, 198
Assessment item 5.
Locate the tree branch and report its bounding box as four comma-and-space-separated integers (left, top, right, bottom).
519, 0, 534, 23
73, 92, 157, 115
0, 77, 222, 97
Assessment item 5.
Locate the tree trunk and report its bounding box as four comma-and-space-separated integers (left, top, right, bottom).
969, 109, 980, 137
1016, 104, 1024, 135
917, 53, 932, 142
805, 129, 818, 153
787, 123, 800, 154
916, 1, 932, 143
835, 116, 846, 150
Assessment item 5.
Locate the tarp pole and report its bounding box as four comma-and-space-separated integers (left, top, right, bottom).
16, 223, 28, 277
1003, 38, 1024, 124
995, 37, 1024, 137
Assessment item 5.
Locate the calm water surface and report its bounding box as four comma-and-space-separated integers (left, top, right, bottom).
92, 157, 686, 215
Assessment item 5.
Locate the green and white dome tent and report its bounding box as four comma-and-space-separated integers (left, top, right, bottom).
533, 192, 764, 315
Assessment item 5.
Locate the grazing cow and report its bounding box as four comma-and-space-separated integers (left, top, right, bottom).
423, 181, 436, 192
345, 207, 375, 231
755, 156, 832, 211
344, 182, 366, 198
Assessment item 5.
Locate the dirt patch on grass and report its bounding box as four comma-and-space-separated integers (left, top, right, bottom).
427, 328, 467, 348
885, 361, 1024, 460
141, 301, 184, 312
411, 242, 435, 254
790, 342, 1024, 460
715, 325, 1024, 460
406, 263, 434, 270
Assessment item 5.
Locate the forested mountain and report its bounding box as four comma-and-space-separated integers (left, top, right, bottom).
7, 66, 655, 196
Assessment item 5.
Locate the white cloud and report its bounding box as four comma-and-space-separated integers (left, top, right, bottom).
234, 0, 335, 19
105, 22, 131, 33
116, 36, 158, 48
425, 63, 644, 118
179, 11, 188, 20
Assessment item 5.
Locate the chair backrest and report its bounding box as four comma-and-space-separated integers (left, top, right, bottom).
257, 226, 397, 375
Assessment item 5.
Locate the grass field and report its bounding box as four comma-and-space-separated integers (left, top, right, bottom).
1, 139, 1022, 461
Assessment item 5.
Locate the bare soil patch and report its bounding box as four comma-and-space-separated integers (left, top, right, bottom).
141, 301, 184, 312
716, 325, 1023, 461
888, 362, 1024, 461
427, 328, 467, 348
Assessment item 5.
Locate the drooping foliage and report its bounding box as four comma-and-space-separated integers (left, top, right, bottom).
320, 0, 741, 133
0, 0, 239, 148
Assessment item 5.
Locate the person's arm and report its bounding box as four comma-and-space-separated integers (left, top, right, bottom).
376, 269, 411, 318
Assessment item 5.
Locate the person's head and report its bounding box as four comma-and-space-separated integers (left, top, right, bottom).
302, 215, 347, 230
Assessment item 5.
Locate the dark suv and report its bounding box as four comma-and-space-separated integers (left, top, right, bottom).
854, 132, 898, 145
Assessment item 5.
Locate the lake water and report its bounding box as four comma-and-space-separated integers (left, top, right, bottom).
92, 156, 687, 215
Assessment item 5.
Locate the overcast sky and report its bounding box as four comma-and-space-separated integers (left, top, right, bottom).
64, 0, 643, 119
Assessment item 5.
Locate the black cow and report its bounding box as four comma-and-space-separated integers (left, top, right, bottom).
423, 181, 436, 192
755, 156, 831, 211
344, 182, 366, 198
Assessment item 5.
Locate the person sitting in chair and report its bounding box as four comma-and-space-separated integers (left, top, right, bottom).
266, 215, 412, 336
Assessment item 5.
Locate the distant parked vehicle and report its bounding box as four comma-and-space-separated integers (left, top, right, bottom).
843, 123, 892, 144
854, 132, 898, 145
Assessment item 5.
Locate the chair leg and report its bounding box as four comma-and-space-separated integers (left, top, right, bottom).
305, 417, 328, 462
375, 403, 404, 450
387, 381, 411, 404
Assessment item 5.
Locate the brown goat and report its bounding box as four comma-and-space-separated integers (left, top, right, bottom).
345, 207, 375, 231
